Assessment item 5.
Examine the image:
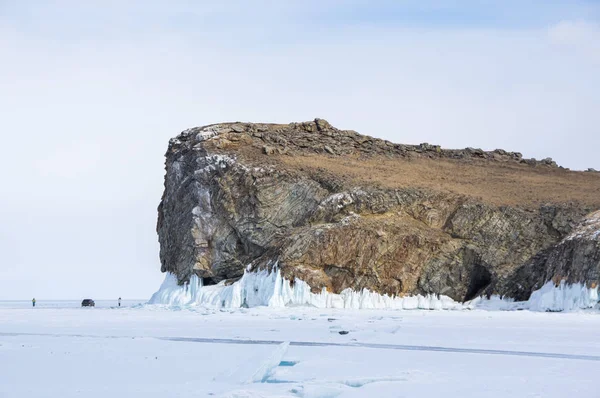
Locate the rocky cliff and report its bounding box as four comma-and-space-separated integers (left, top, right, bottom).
157, 119, 600, 302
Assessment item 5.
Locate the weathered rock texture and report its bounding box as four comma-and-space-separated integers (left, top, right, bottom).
504, 211, 600, 300
157, 119, 600, 302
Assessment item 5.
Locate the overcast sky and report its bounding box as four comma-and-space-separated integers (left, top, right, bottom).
1, 1, 599, 300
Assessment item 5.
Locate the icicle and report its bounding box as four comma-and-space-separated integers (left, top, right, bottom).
148, 270, 600, 312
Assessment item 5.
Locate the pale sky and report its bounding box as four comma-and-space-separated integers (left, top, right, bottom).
0, 1, 599, 300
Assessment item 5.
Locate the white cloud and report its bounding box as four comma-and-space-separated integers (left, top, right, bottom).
549, 20, 600, 43
548, 20, 600, 61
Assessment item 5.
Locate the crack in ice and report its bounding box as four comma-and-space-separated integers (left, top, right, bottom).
2, 332, 599, 362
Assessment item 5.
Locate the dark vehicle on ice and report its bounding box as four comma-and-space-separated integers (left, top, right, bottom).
81, 299, 95, 307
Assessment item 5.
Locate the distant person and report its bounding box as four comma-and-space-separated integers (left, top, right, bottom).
32, 298, 36, 307
118, 297, 121, 307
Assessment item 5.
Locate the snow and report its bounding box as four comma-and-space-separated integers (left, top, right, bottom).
196, 128, 219, 142
177, 124, 222, 142
318, 190, 368, 212
2, 301, 600, 397
340, 212, 360, 226
149, 269, 600, 312
321, 192, 355, 210
194, 154, 241, 175
564, 210, 600, 241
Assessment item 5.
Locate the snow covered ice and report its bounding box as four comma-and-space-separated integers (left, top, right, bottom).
2, 295, 600, 398
3, 273, 599, 397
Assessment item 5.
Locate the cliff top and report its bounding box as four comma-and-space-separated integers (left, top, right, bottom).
169, 119, 600, 209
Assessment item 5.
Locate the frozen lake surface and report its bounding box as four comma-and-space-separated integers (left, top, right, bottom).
0, 299, 146, 309
1, 302, 599, 397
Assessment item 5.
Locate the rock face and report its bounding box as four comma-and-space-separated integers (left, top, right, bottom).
157, 119, 600, 302
504, 211, 600, 300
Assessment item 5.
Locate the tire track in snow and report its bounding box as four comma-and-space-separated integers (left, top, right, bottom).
2, 332, 599, 362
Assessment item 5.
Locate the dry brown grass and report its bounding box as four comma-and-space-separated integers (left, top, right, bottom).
278, 153, 600, 208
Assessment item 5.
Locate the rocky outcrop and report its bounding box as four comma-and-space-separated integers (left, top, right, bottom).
157, 119, 600, 302
503, 211, 600, 300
